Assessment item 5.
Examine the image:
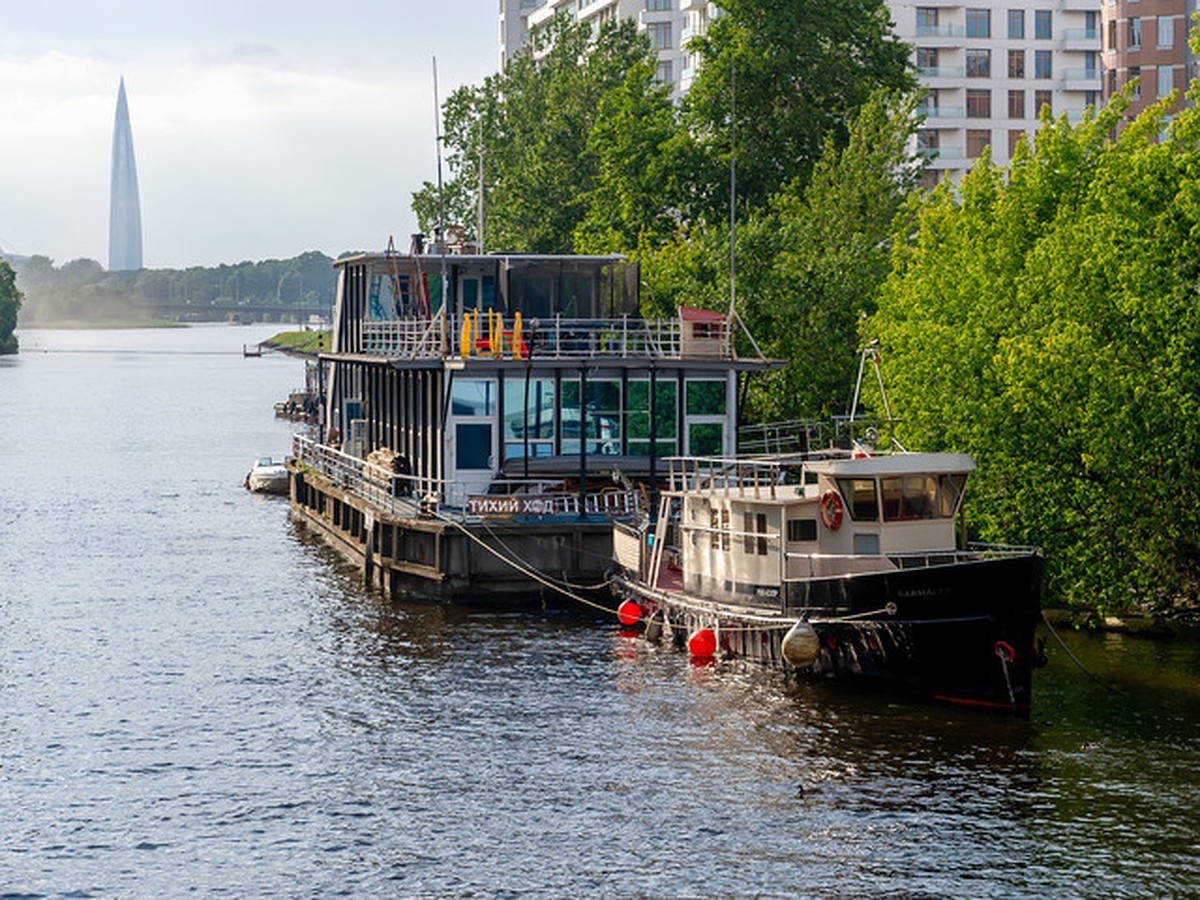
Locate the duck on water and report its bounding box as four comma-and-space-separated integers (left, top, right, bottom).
611, 347, 1045, 716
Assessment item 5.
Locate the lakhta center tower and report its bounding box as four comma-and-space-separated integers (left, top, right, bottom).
108, 77, 143, 272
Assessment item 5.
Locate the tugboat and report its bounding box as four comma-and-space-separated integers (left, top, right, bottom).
286, 232, 779, 602
611, 347, 1044, 715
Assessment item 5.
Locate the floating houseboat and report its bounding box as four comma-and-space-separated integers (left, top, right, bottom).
286, 238, 778, 602
611, 354, 1044, 715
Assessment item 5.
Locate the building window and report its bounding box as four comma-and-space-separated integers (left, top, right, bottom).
1157, 64, 1172, 98
1008, 129, 1025, 157
916, 7, 938, 34
1008, 9, 1025, 39
647, 21, 671, 49
966, 8, 991, 38
966, 89, 991, 117
966, 129, 991, 158
1034, 9, 1052, 39
787, 519, 818, 543
1009, 49, 1025, 79
1158, 16, 1173, 49
1008, 89, 1026, 118
1107, 69, 1118, 97
917, 47, 938, 72
966, 49, 991, 78
1129, 17, 1141, 50
1085, 90, 1098, 107
1035, 90, 1052, 115
917, 130, 939, 153
655, 60, 673, 85
646, 0, 672, 10
1107, 19, 1117, 51
1130, 65, 1141, 100
919, 88, 939, 116
1035, 50, 1052, 79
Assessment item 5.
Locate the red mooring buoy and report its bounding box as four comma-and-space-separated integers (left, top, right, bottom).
617, 600, 642, 626
688, 628, 717, 659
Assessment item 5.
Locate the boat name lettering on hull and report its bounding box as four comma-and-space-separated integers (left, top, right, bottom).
468, 496, 558, 516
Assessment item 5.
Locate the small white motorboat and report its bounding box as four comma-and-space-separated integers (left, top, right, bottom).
245, 457, 289, 495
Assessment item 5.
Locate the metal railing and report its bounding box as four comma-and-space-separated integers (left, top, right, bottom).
358, 311, 733, 361
291, 434, 639, 521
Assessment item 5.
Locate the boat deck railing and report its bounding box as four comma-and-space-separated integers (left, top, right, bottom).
358, 310, 733, 361
783, 547, 1037, 580
291, 434, 638, 521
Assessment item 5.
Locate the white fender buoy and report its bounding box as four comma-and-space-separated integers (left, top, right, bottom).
781, 621, 820, 669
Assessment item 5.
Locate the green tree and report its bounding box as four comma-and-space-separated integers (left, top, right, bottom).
412, 16, 665, 253
0, 260, 22, 353
680, 0, 915, 225
870, 85, 1200, 616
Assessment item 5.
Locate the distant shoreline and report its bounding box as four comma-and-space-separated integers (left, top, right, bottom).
17, 319, 189, 330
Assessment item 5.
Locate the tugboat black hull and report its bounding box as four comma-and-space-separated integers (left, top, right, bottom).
617, 553, 1044, 717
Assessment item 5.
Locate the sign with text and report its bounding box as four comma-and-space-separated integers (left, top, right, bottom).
467, 495, 562, 517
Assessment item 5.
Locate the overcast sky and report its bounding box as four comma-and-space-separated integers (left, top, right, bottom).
0, 0, 499, 269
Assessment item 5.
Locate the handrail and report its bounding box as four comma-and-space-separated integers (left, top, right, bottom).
291, 434, 639, 521
357, 313, 739, 361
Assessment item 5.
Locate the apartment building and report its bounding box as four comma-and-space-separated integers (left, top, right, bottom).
499, 0, 719, 96
1100, 0, 1194, 122
892, 1, 1102, 183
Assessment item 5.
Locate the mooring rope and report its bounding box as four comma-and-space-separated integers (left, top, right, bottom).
1041, 611, 1124, 695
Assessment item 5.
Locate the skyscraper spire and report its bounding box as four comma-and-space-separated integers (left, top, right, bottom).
108, 76, 143, 271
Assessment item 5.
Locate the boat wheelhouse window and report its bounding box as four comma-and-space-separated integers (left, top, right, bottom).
451, 380, 496, 416
503, 377, 555, 461
881, 474, 966, 520
787, 518, 818, 542
938, 474, 968, 517
837, 478, 879, 521
626, 379, 678, 456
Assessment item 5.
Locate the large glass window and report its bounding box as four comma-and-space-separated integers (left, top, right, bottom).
966, 89, 991, 118
1034, 9, 1052, 39
561, 379, 621, 455
1007, 9, 1025, 39
1129, 17, 1141, 50
917, 47, 938, 72
688, 422, 724, 456
1158, 64, 1174, 98
1008, 89, 1026, 118
626, 379, 677, 456
966, 49, 991, 78
1008, 49, 1025, 79
966, 129, 991, 158
648, 22, 672, 49
503, 377, 555, 461
837, 478, 879, 522
1034, 90, 1052, 115
1034, 50, 1052, 79
1158, 15, 1174, 49
965, 8, 990, 37
916, 7, 938, 33
451, 379, 495, 417
685, 379, 727, 416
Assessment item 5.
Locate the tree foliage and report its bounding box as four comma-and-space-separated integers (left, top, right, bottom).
14, 251, 337, 324
413, 16, 668, 254
869, 87, 1200, 615
680, 0, 915, 224
0, 259, 22, 353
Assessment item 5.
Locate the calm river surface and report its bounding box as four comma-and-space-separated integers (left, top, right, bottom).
2, 325, 1198, 897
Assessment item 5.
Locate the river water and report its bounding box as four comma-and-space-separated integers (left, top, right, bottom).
2, 325, 1198, 897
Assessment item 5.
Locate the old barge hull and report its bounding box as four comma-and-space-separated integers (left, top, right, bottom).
619, 554, 1043, 716
289, 464, 612, 604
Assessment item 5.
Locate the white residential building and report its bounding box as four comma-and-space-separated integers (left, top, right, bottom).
890, 0, 1102, 184
499, 0, 720, 96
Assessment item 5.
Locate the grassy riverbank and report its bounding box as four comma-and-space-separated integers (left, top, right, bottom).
262, 330, 329, 354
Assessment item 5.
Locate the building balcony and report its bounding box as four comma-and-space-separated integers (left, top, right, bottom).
915, 25, 965, 38
918, 106, 966, 119
918, 66, 966, 79
918, 146, 966, 161
1061, 68, 1101, 90
1061, 27, 1100, 51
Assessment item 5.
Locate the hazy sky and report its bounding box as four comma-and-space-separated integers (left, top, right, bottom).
0, 1, 499, 269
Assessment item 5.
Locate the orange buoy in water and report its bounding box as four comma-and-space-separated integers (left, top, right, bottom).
617, 600, 642, 626
688, 628, 717, 659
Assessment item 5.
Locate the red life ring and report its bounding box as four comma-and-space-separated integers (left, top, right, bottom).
820, 490, 844, 530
